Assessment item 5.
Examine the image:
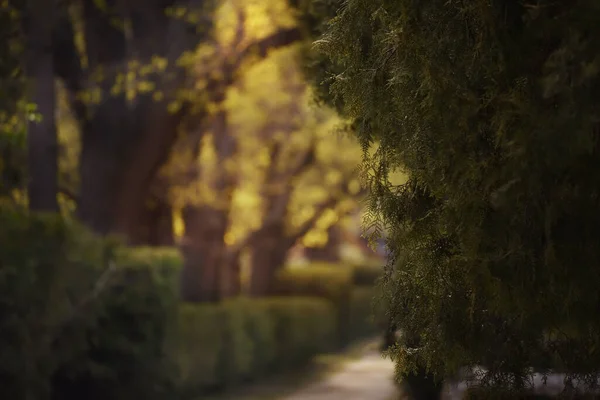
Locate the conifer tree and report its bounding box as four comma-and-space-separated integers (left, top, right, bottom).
310, 0, 600, 396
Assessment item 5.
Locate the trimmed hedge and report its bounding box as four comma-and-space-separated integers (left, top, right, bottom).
272, 264, 352, 345
351, 261, 384, 287
170, 302, 252, 393
347, 287, 379, 341
258, 297, 337, 369
0, 208, 179, 400
169, 297, 336, 395
272, 263, 381, 346
52, 247, 182, 400
274, 263, 354, 299
1, 208, 374, 399
0, 208, 113, 400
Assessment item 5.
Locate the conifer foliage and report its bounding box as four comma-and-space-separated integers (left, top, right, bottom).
311, 0, 600, 394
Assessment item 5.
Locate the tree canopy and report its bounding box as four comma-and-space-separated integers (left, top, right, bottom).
0, 0, 368, 305
164, 37, 363, 299
311, 0, 600, 395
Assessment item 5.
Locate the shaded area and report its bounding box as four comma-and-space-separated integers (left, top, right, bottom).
205, 339, 400, 400
283, 347, 398, 400
205, 339, 387, 400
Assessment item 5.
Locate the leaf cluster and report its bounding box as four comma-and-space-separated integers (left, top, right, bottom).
312, 0, 600, 393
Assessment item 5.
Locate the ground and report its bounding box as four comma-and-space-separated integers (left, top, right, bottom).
207, 339, 400, 400
282, 346, 399, 400
210, 338, 584, 400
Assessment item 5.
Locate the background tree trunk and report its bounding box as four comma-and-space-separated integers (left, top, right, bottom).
249, 224, 292, 296
179, 241, 205, 303
77, 98, 182, 237
26, 0, 59, 212
129, 194, 174, 246
219, 249, 241, 298
179, 206, 228, 302
304, 225, 342, 262
59, 0, 206, 236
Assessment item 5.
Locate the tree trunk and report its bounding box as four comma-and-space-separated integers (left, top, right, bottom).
305, 225, 342, 262
402, 368, 443, 400
25, 0, 59, 212
248, 225, 291, 296
220, 249, 241, 298
401, 333, 444, 400
179, 205, 229, 302
62, 0, 200, 237
151, 199, 174, 246
77, 97, 182, 237
179, 240, 205, 303
129, 194, 174, 246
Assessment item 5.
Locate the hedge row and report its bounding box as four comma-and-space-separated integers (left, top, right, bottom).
0, 209, 184, 400
272, 263, 382, 346
172, 297, 336, 394
351, 260, 385, 287
0, 208, 379, 399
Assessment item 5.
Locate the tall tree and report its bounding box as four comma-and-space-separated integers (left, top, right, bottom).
163, 0, 303, 302
220, 45, 361, 296
48, 0, 218, 236
24, 0, 59, 211
312, 0, 600, 397
49, 0, 304, 241
167, 39, 362, 300
0, 3, 27, 203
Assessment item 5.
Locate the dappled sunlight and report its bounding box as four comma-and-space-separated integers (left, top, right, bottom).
8, 0, 597, 399
0, 0, 392, 398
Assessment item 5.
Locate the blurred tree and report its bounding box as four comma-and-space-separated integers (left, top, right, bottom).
311, 0, 600, 396
48, 0, 219, 236
304, 225, 342, 262
164, 37, 362, 299
229, 50, 362, 297
5, 0, 360, 304
11, 0, 302, 242
0, 6, 81, 214
152, 0, 303, 301
0, 2, 27, 205
23, 0, 59, 211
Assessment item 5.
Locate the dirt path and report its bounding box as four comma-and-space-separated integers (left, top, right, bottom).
282, 348, 400, 400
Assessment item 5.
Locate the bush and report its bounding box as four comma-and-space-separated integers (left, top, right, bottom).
347, 287, 379, 341
272, 264, 359, 346
257, 297, 337, 369
169, 302, 254, 394
0, 207, 341, 399
53, 246, 183, 400
238, 299, 276, 378
170, 296, 336, 395
0, 208, 184, 400
351, 261, 384, 287
113, 246, 182, 310
0, 207, 117, 399
116, 246, 182, 279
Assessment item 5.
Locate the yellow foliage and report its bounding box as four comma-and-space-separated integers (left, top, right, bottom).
348, 179, 362, 195
225, 45, 361, 243
224, 231, 236, 245
389, 168, 409, 186
214, 0, 296, 48
173, 208, 185, 238
163, 0, 363, 247
56, 80, 80, 206
366, 141, 410, 186
302, 229, 328, 247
